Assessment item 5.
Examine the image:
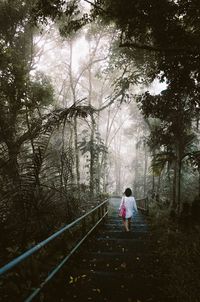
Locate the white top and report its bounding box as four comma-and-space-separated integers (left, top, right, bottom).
119, 196, 138, 219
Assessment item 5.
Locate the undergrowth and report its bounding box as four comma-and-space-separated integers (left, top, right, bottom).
149, 203, 200, 302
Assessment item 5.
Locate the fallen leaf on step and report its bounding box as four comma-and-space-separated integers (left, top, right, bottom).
92, 288, 101, 293
121, 262, 126, 268
69, 276, 73, 284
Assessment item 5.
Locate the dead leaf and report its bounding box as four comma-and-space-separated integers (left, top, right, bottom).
121, 262, 126, 268
69, 276, 73, 284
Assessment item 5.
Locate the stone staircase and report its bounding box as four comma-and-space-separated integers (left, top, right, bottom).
43, 198, 162, 302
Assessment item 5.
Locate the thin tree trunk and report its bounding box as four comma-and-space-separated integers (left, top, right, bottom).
152, 149, 155, 194
69, 40, 80, 199
173, 143, 182, 212
89, 113, 95, 197
172, 162, 176, 209
198, 166, 200, 199
134, 143, 139, 198
143, 145, 148, 197
74, 116, 80, 192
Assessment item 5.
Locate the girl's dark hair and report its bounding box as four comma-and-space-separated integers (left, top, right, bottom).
124, 188, 132, 197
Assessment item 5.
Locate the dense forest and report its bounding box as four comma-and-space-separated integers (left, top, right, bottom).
1, 0, 200, 301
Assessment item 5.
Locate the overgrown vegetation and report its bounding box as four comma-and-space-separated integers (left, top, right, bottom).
149, 200, 200, 302
1, 0, 200, 300
0, 0, 110, 264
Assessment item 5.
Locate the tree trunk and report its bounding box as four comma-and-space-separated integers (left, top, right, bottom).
89, 113, 95, 198
133, 143, 139, 198
74, 116, 80, 193
7, 143, 20, 187
198, 166, 200, 199
69, 40, 80, 198
174, 144, 182, 212
143, 145, 148, 197
172, 161, 176, 209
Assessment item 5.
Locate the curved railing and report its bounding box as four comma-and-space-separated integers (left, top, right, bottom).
0, 199, 108, 302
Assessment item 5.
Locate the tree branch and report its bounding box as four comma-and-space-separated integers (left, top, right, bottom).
119, 42, 200, 56
83, 0, 105, 12
16, 102, 94, 147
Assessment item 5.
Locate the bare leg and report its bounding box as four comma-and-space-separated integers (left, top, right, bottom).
122, 218, 126, 230
128, 217, 131, 230
123, 218, 130, 232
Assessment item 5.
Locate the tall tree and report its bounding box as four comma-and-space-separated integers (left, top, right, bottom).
137, 89, 199, 210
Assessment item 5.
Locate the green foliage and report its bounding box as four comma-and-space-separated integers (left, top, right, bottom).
79, 128, 108, 195
95, 0, 200, 114
79, 129, 107, 155
29, 72, 54, 107
0, 0, 98, 270
151, 218, 200, 302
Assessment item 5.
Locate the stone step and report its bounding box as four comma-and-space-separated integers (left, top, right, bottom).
84, 239, 148, 254
102, 227, 149, 233
41, 204, 158, 302
104, 223, 147, 227
107, 217, 146, 222
97, 231, 149, 239
73, 252, 153, 272
60, 269, 157, 302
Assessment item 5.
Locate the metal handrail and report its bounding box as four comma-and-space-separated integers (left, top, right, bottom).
0, 199, 108, 276
25, 210, 108, 302
0, 199, 109, 301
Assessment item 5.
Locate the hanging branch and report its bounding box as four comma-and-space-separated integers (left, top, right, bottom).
16, 101, 93, 147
